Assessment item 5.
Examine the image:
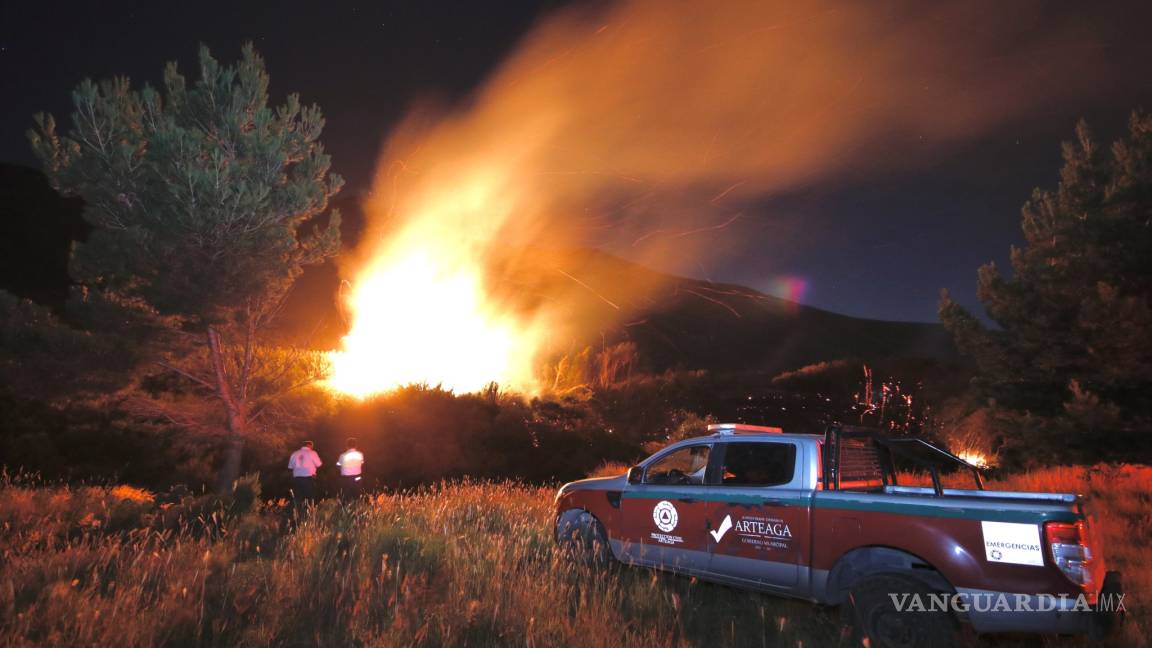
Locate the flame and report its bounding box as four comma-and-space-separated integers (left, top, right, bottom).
957, 451, 992, 470
325, 248, 537, 397
323, 123, 558, 396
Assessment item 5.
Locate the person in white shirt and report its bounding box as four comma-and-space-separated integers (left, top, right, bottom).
336, 438, 365, 499
287, 440, 322, 502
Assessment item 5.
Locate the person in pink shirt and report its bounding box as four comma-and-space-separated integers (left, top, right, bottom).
287, 440, 322, 502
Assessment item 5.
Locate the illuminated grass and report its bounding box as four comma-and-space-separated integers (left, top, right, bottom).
1, 467, 1148, 646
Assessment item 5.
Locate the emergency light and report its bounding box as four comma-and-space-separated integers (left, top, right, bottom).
707, 423, 784, 435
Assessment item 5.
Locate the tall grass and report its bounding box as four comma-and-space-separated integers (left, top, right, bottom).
1, 466, 1148, 647
975, 464, 1150, 646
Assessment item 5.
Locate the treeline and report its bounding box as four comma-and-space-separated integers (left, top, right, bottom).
1, 355, 958, 496
0, 375, 692, 495
938, 113, 1152, 466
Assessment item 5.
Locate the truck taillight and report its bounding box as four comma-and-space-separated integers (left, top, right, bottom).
1044, 521, 1093, 587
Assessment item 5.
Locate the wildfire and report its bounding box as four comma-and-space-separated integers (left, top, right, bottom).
325, 240, 542, 397
321, 0, 1088, 398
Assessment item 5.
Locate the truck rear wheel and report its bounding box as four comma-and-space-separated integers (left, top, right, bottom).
555, 509, 612, 566
848, 574, 954, 648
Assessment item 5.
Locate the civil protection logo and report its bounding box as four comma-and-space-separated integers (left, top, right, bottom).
653, 500, 679, 532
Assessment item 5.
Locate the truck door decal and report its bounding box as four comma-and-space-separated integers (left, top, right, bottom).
710, 514, 733, 542
649, 500, 685, 545
730, 514, 794, 547
653, 500, 679, 532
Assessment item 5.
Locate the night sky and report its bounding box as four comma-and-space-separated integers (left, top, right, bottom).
2, 0, 1150, 323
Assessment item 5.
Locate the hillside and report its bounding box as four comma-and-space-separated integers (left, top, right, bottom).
489, 246, 954, 375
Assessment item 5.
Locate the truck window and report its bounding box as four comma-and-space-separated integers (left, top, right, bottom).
645, 445, 710, 485
719, 442, 796, 487
830, 436, 886, 490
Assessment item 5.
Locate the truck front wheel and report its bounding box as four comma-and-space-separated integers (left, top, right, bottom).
848, 574, 955, 648
555, 509, 612, 566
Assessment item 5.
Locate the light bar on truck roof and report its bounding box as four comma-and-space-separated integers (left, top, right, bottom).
708, 423, 784, 435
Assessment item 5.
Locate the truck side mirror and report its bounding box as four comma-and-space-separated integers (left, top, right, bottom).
627, 466, 644, 484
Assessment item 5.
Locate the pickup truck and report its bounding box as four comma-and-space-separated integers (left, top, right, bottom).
554, 423, 1123, 647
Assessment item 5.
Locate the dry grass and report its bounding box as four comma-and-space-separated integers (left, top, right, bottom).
585, 460, 631, 479
1, 465, 1148, 647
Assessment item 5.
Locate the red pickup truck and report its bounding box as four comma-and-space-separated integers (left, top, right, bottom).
554, 424, 1123, 647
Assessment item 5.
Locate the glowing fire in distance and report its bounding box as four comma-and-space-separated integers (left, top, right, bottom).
324, 248, 537, 397
957, 451, 993, 470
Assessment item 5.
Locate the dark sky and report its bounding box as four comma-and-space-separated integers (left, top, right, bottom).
2, 0, 1150, 323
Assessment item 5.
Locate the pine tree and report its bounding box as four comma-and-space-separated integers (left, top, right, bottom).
28, 44, 342, 490
940, 112, 1152, 422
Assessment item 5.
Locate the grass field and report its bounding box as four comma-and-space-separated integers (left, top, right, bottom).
1, 465, 1148, 647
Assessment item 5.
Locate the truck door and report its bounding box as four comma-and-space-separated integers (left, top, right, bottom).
705, 440, 810, 591
619, 442, 714, 573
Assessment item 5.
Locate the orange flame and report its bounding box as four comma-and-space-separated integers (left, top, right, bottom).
957, 450, 993, 470
325, 248, 537, 396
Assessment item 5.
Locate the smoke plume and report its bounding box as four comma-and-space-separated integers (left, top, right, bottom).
331, 0, 1107, 394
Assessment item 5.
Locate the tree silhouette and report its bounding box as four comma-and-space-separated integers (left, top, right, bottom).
941, 112, 1151, 452
29, 44, 342, 490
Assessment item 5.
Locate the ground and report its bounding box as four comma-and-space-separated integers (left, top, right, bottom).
1, 466, 1147, 647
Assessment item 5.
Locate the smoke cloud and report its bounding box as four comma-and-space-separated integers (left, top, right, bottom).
360, 0, 1104, 254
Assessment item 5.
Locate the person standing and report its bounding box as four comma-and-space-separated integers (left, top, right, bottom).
336, 438, 365, 499
288, 440, 322, 502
